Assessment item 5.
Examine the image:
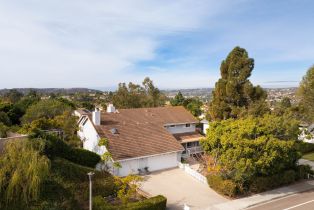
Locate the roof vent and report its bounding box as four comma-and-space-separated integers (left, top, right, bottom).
110, 128, 119, 134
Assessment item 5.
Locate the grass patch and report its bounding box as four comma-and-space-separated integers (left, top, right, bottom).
302, 152, 314, 161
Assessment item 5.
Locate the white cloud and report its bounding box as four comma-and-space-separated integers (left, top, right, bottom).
1, 0, 311, 89
0, 0, 234, 88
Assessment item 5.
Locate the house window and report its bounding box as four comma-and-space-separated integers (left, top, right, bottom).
186, 124, 190, 127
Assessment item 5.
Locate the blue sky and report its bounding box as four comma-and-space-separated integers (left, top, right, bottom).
0, 0, 313, 89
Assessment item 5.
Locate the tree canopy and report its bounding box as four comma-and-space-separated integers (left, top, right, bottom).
0, 140, 50, 209
111, 77, 166, 109
170, 91, 203, 117
22, 99, 72, 124
200, 114, 300, 186
298, 65, 314, 123
209, 47, 268, 120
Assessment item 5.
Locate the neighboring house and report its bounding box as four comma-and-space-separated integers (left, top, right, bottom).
200, 119, 209, 135
76, 104, 204, 176
299, 124, 314, 143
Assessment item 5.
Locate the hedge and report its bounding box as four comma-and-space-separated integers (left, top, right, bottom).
295, 164, 314, 179
295, 141, 314, 154
66, 148, 101, 168
42, 134, 101, 167
93, 195, 167, 210
125, 195, 167, 210
249, 170, 296, 193
207, 167, 313, 197
206, 174, 238, 197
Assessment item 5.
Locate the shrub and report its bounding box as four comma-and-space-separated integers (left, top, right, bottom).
249, 176, 273, 193
42, 134, 100, 167
93, 196, 115, 210
40, 158, 116, 210
281, 170, 296, 184
296, 164, 314, 179
221, 180, 238, 197
295, 141, 314, 154
68, 148, 101, 168
0, 122, 9, 138
207, 174, 238, 197
125, 195, 167, 210
51, 158, 93, 181
250, 170, 296, 193
93, 195, 167, 210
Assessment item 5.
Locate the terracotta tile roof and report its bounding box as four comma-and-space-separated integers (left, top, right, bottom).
173, 132, 204, 143
95, 106, 197, 160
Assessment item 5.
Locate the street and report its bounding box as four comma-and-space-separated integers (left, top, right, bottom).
247, 189, 314, 210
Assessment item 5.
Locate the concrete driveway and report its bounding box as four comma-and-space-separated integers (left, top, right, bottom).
140, 168, 228, 210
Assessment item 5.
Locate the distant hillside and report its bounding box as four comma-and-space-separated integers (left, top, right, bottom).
162, 88, 213, 101
162, 87, 298, 102
0, 88, 101, 96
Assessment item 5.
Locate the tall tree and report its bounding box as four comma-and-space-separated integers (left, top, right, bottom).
170, 91, 185, 106
209, 47, 268, 120
112, 78, 165, 108
142, 77, 165, 107
298, 65, 314, 123
170, 92, 203, 117
0, 140, 50, 209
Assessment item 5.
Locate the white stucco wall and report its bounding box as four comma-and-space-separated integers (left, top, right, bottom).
116, 152, 181, 177
203, 123, 209, 135
78, 119, 106, 155
165, 123, 196, 134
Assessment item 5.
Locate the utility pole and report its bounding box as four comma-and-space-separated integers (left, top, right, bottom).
87, 172, 95, 210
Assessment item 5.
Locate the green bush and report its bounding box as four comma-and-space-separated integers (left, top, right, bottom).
93, 196, 115, 210
93, 195, 167, 210
125, 195, 167, 210
250, 170, 296, 193
296, 164, 314, 179
42, 134, 100, 167
282, 170, 296, 184
0, 122, 9, 138
67, 148, 101, 168
51, 158, 93, 181
208, 169, 299, 196
38, 158, 116, 210
295, 141, 314, 154
207, 174, 238, 197
250, 176, 274, 193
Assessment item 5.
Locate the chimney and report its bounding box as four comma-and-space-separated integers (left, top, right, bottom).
107, 103, 116, 113
92, 108, 101, 125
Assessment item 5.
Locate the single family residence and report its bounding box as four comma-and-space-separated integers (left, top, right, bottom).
76, 104, 204, 176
